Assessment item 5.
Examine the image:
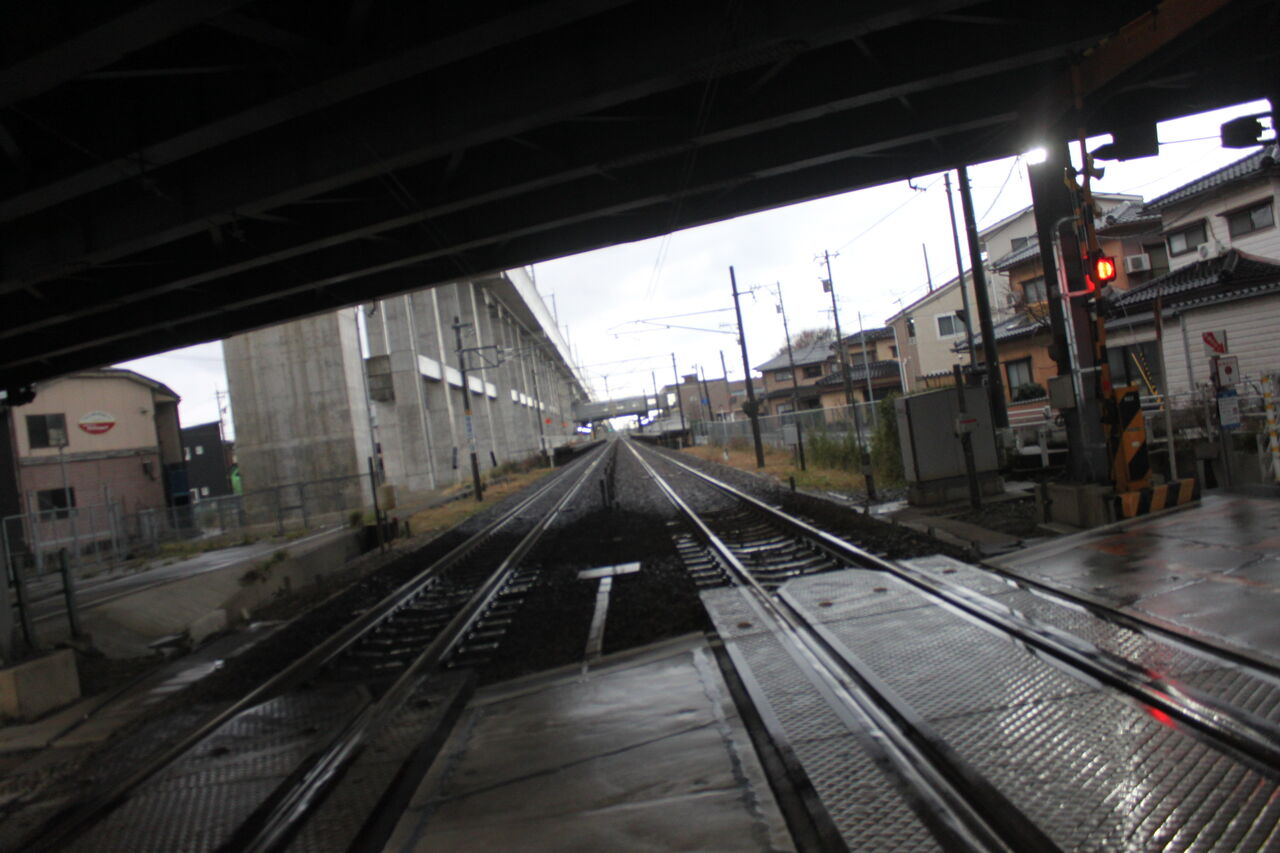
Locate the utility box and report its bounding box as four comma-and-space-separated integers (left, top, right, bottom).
896, 387, 1002, 506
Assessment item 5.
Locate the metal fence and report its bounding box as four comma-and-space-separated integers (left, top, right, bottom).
3, 472, 376, 580
689, 401, 879, 452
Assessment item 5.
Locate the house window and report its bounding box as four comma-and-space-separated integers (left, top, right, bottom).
936, 314, 963, 338
773, 369, 792, 382
195, 445, 204, 455
1225, 200, 1274, 238
201, 486, 210, 496
184, 446, 192, 461
1107, 341, 1163, 390
1005, 358, 1034, 394
906, 318, 916, 338
1009, 236, 1029, 250
1144, 243, 1170, 275
1022, 277, 1047, 303
802, 365, 823, 379
889, 345, 898, 357
1166, 221, 1207, 256
26, 414, 67, 449
36, 487, 75, 520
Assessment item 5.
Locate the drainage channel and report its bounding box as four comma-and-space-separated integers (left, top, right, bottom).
630, 439, 1280, 851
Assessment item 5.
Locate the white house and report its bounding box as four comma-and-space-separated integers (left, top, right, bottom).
1107, 145, 1280, 394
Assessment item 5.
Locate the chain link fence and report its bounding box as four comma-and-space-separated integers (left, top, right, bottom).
689, 402, 880, 452
3, 472, 376, 580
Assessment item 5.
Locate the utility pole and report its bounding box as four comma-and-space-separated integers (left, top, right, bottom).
697, 365, 713, 423
857, 311, 877, 427
453, 316, 483, 501
671, 352, 687, 443
719, 349, 730, 418
944, 172, 978, 364
957, 164, 1008, 429
651, 370, 661, 430
730, 266, 766, 468
820, 251, 875, 499
922, 243, 934, 292
776, 281, 807, 470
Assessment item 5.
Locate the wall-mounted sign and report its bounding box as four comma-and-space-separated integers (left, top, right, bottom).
78, 411, 116, 434
1216, 355, 1240, 388
1202, 329, 1228, 356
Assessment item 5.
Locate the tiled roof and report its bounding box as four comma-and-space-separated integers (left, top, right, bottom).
991, 237, 1041, 272
814, 360, 900, 386
753, 338, 835, 372
839, 326, 894, 345
1102, 199, 1160, 227
965, 312, 1047, 349
1109, 249, 1280, 311
1146, 145, 1278, 210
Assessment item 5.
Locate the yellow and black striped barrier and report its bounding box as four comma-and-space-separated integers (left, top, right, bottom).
1110, 386, 1150, 492
1113, 478, 1199, 519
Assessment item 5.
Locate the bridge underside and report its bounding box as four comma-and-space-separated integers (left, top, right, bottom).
1, 0, 1275, 391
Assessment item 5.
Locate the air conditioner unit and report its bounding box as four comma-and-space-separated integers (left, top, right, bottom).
1196, 242, 1221, 261
1123, 253, 1152, 274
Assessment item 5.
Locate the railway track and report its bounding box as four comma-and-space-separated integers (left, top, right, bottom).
628, 439, 1280, 851
15, 436, 1280, 852
21, 444, 609, 853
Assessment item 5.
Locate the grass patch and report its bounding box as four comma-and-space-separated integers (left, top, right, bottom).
680, 444, 868, 494
406, 468, 553, 538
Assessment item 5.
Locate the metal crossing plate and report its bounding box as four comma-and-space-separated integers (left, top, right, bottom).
702, 586, 941, 852
67, 688, 368, 853
781, 568, 1280, 851
901, 556, 1280, 722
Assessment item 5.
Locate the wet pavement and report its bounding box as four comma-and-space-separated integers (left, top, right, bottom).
384, 636, 794, 853
991, 490, 1280, 665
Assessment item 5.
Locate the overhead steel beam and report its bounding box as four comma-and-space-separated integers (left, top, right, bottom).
0, 35, 1099, 341
0, 130, 984, 385
0, 0, 976, 288
0, 108, 1015, 380
0, 0, 640, 223
0, 0, 256, 108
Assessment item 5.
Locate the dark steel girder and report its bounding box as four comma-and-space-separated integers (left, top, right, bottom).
0, 0, 1275, 391
0, 33, 1104, 344
2, 134, 994, 384
0, 0, 257, 108
0, 0, 639, 223
0, 109, 1015, 378
0, 0, 976, 291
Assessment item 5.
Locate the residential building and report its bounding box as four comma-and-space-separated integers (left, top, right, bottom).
1106, 145, 1280, 395
181, 421, 234, 502
662, 374, 749, 422
886, 194, 1140, 390
815, 327, 904, 406
983, 201, 1160, 406
752, 340, 835, 416
8, 368, 185, 563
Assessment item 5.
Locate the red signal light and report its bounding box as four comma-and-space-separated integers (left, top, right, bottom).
1093, 255, 1117, 284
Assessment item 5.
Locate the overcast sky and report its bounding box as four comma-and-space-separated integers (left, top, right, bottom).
119, 98, 1271, 427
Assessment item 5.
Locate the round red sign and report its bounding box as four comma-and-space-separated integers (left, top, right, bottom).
78, 411, 116, 434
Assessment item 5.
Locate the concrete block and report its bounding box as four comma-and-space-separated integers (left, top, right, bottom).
0, 649, 80, 721
188, 609, 228, 646
1046, 483, 1115, 529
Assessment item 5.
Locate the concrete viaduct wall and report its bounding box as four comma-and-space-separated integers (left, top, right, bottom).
225, 271, 585, 510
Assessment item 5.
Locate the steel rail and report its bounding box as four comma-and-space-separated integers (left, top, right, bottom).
223, 441, 612, 853
22, 444, 606, 853
626, 442, 1057, 853
647, 444, 1280, 783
